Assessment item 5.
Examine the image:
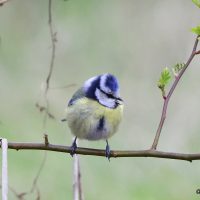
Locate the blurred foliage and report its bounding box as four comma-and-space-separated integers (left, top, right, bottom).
192, 26, 200, 35
0, 0, 200, 199
172, 63, 185, 77
192, 0, 200, 8
157, 67, 171, 97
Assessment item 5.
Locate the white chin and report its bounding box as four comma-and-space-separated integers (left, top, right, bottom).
95, 89, 115, 108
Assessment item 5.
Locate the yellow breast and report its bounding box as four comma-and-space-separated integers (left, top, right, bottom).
66, 98, 123, 140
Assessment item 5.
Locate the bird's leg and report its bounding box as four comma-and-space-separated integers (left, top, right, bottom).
105, 139, 111, 161
70, 137, 77, 157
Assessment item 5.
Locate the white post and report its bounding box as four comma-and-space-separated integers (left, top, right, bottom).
72, 138, 84, 200
73, 153, 79, 200
1, 138, 8, 200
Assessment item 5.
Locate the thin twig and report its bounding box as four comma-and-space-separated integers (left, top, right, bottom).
45, 0, 56, 96
28, 135, 48, 193
0, 184, 26, 200
8, 186, 26, 200
30, 152, 47, 193
36, 187, 41, 200
195, 50, 200, 55
36, 0, 57, 126
151, 35, 200, 150
44, 134, 49, 146
31, 1, 57, 198
0, 0, 9, 6
3, 141, 200, 162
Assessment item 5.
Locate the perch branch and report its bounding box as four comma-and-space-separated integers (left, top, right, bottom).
3, 141, 200, 162
151, 35, 200, 150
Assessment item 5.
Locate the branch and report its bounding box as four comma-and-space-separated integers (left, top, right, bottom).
0, 0, 9, 6
45, 0, 56, 96
36, 0, 57, 125
29, 2, 57, 198
151, 35, 200, 150
43, 0, 57, 125
4, 141, 200, 162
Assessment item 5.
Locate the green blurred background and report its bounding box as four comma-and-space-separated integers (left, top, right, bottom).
0, 0, 200, 199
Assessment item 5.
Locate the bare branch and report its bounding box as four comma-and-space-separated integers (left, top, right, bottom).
30, 152, 47, 194
0, 0, 9, 6
151, 36, 200, 150
28, 134, 49, 193
8, 185, 26, 200
195, 50, 200, 55
2, 141, 200, 162
31, 1, 57, 198
44, 134, 49, 146
36, 0, 57, 126
45, 0, 56, 96
43, 0, 57, 125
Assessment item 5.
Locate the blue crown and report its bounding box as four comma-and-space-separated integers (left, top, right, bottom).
104, 74, 119, 93
84, 74, 119, 101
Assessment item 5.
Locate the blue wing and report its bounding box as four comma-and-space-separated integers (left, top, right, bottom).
68, 87, 85, 106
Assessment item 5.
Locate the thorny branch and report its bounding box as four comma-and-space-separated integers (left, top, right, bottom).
151, 35, 200, 150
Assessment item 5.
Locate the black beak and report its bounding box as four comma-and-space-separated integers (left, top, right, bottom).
117, 97, 123, 102
116, 97, 123, 105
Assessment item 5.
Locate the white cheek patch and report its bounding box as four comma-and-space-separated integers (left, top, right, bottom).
100, 74, 120, 97
95, 89, 115, 108
100, 74, 111, 94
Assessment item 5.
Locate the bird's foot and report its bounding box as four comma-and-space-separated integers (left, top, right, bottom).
105, 140, 111, 161
70, 137, 77, 157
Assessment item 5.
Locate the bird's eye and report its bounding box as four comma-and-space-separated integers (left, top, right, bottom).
106, 92, 114, 98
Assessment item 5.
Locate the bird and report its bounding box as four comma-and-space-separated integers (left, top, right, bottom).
63, 73, 124, 160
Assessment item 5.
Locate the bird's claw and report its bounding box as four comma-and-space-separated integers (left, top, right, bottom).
70, 137, 77, 157
105, 140, 111, 161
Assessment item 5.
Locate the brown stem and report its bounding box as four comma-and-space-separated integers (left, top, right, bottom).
42, 0, 57, 127
0, 0, 9, 6
195, 50, 200, 55
3, 141, 200, 162
151, 36, 200, 150
45, 0, 56, 96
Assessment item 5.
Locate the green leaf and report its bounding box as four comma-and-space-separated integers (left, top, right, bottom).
172, 63, 185, 77
157, 67, 171, 95
191, 26, 200, 35
192, 0, 200, 8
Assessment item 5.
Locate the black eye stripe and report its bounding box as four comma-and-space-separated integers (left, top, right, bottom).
99, 88, 113, 98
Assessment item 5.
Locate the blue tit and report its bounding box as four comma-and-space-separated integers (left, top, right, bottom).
64, 73, 123, 160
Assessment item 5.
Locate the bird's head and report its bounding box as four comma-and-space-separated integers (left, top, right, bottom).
84, 73, 123, 108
